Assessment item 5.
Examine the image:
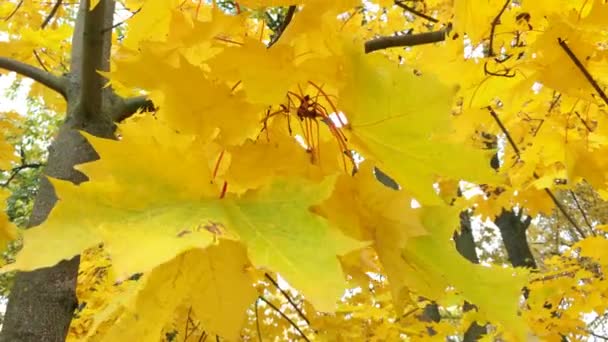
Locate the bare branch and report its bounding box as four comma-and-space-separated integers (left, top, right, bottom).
487, 105, 586, 240
487, 106, 520, 157
113, 95, 156, 122
0, 56, 66, 98
544, 188, 587, 240
569, 189, 595, 234
32, 50, 51, 72
364, 29, 447, 54
259, 296, 311, 342
255, 298, 263, 342
394, 1, 438, 23
1, 163, 45, 187
41, 0, 63, 29
3, 0, 23, 21
264, 273, 310, 326
558, 38, 608, 107
488, 0, 511, 57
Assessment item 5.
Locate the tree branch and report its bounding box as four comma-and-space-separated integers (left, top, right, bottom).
3, 0, 23, 21
264, 273, 310, 326
394, 1, 438, 23
0, 56, 66, 98
364, 29, 447, 54
487, 105, 586, 240
558, 38, 608, 107
79, 0, 111, 115
259, 296, 311, 342
1, 163, 45, 187
487, 106, 520, 157
569, 189, 594, 234
113, 95, 155, 122
488, 0, 511, 57
544, 188, 587, 239
41, 0, 63, 29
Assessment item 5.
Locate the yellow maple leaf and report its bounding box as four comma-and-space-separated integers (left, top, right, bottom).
224, 175, 364, 311
122, 0, 179, 49
453, 0, 511, 44
112, 50, 265, 145
339, 48, 500, 204
3, 116, 221, 275
207, 37, 302, 104
524, 16, 597, 101
225, 117, 341, 193
91, 240, 256, 341
6, 115, 360, 311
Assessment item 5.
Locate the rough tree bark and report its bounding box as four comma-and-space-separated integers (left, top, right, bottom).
0, 1, 150, 340
495, 209, 537, 269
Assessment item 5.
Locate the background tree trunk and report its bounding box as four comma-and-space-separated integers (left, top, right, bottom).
495, 209, 537, 269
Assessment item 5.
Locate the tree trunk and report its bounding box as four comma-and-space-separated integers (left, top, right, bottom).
454, 211, 480, 264
495, 209, 537, 269
453, 211, 487, 341
0, 1, 117, 340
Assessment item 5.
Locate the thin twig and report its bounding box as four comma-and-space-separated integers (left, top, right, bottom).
394, 1, 438, 23
1, 163, 45, 187
255, 298, 263, 342
3, 0, 24, 21
41, 0, 63, 28
544, 188, 587, 239
558, 38, 608, 106
573, 111, 593, 132
264, 273, 310, 326
588, 330, 608, 340
487, 106, 520, 157
0, 57, 66, 98
268, 6, 296, 48
569, 190, 594, 233
364, 28, 447, 53
184, 306, 192, 342
38, 48, 69, 72
32, 50, 50, 72
488, 0, 511, 56
548, 93, 561, 113
259, 296, 310, 342
394, 307, 419, 322
530, 270, 576, 283
196, 331, 207, 342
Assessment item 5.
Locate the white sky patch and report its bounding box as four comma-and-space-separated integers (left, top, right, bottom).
293, 134, 309, 150
459, 180, 485, 199
463, 38, 485, 59
532, 81, 543, 94
328, 111, 348, 128
362, 1, 381, 13
0, 73, 31, 115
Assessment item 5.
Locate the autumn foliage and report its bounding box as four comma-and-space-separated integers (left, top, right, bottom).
2, 0, 608, 341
